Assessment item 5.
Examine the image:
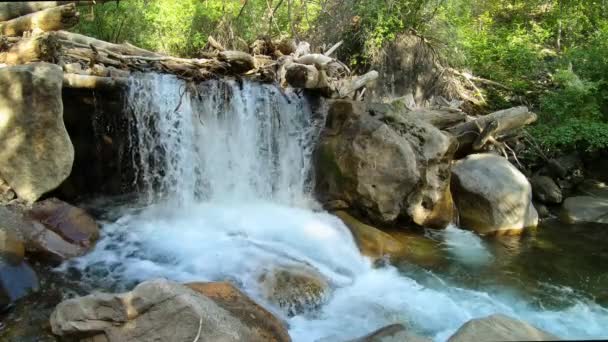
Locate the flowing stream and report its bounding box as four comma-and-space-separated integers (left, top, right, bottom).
66, 74, 608, 341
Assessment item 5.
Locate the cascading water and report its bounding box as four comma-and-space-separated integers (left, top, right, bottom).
67, 73, 608, 341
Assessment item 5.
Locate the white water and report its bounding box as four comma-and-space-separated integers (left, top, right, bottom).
68, 74, 608, 341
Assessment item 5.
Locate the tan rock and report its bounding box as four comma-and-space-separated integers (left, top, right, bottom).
334, 210, 407, 260
0, 227, 25, 265
51, 278, 287, 342
447, 314, 559, 342
187, 281, 290, 342
348, 324, 431, 342
0, 62, 74, 203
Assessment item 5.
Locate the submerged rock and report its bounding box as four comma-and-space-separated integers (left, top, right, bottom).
258, 265, 331, 317
334, 210, 407, 260
447, 314, 559, 341
0, 63, 74, 203
315, 100, 455, 228
347, 324, 431, 342
531, 175, 562, 204
451, 154, 538, 235
50, 278, 291, 342
561, 196, 608, 224
186, 281, 290, 342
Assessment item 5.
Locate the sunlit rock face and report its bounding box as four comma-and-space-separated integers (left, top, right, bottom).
314, 100, 455, 228
0, 62, 73, 203
451, 153, 538, 235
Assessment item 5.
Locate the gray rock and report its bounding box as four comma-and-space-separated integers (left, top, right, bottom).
562, 196, 608, 224
0, 259, 38, 309
315, 100, 455, 228
51, 278, 289, 342
451, 154, 538, 235
531, 175, 562, 204
347, 324, 431, 342
0, 63, 74, 203
447, 314, 559, 342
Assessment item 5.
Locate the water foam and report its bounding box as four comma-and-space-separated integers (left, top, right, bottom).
68, 74, 608, 341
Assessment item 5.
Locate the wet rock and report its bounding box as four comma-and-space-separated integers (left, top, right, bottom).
451, 154, 538, 235
186, 281, 290, 342
531, 175, 562, 204
0, 228, 25, 265
0, 259, 39, 310
315, 100, 455, 228
334, 211, 407, 260
28, 198, 99, 248
347, 324, 431, 342
447, 314, 559, 342
577, 179, 608, 198
561, 196, 608, 224
0, 63, 74, 203
0, 205, 89, 264
534, 201, 551, 219
50, 278, 288, 342
258, 265, 331, 317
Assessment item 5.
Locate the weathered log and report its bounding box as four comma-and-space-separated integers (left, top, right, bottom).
274, 37, 296, 55
55, 30, 159, 57
0, 1, 103, 22
0, 4, 79, 37
447, 106, 537, 155
336, 70, 379, 98
218, 50, 254, 73
324, 40, 343, 56
294, 53, 333, 67
294, 41, 310, 58
0, 32, 60, 65
207, 36, 225, 51
64, 47, 123, 66
284, 62, 329, 89
63, 73, 127, 90
86, 64, 129, 78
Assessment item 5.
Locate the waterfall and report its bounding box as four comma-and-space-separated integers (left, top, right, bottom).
126, 73, 322, 206
67, 73, 608, 342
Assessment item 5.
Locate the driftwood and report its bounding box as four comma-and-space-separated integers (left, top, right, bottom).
285, 62, 328, 89
63, 73, 127, 90
207, 36, 225, 52
0, 32, 60, 65
336, 70, 379, 98
55, 30, 160, 57
447, 106, 537, 155
218, 50, 255, 73
0, 4, 79, 37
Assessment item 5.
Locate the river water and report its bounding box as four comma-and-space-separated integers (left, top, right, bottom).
63, 74, 608, 341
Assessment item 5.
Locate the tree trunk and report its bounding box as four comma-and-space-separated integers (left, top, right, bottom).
63, 73, 127, 91
336, 70, 379, 98
0, 33, 60, 65
218, 50, 255, 73
0, 1, 103, 22
55, 30, 159, 57
447, 106, 537, 156
0, 4, 79, 37
284, 62, 329, 89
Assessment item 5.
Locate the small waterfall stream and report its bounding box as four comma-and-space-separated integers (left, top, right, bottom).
67, 74, 608, 341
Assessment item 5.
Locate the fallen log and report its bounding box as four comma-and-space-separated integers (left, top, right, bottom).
336, 70, 379, 98
0, 32, 60, 65
447, 106, 537, 155
284, 62, 329, 89
0, 1, 102, 22
207, 36, 225, 51
218, 50, 254, 73
0, 4, 79, 37
63, 73, 127, 90
55, 30, 159, 57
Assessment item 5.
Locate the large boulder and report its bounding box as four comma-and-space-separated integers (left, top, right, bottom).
451, 154, 538, 235
334, 211, 407, 260
531, 175, 562, 204
186, 282, 290, 342
447, 314, 559, 342
50, 278, 291, 342
561, 196, 608, 224
258, 265, 331, 317
315, 100, 455, 228
0, 62, 74, 203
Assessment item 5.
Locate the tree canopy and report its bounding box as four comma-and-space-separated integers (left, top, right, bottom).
75, 0, 608, 156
